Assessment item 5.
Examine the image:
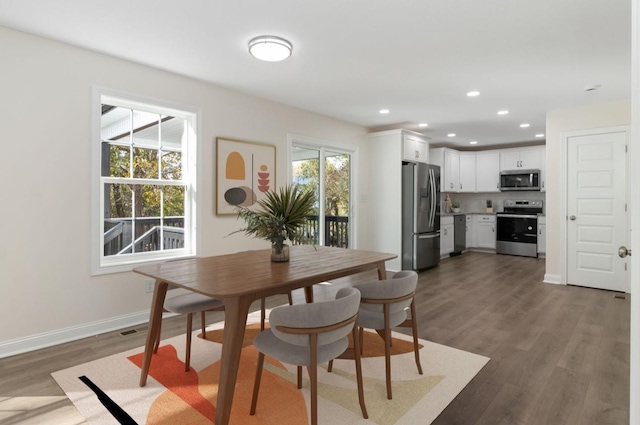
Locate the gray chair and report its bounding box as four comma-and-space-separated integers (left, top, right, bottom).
250, 287, 368, 425
154, 291, 291, 372
152, 292, 224, 372
337, 270, 423, 400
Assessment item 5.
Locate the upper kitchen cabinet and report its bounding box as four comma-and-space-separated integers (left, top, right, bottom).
402, 132, 429, 163
500, 146, 543, 170
475, 151, 500, 192
459, 152, 476, 193
430, 147, 459, 192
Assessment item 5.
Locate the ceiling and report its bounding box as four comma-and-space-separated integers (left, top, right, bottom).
0, 0, 631, 148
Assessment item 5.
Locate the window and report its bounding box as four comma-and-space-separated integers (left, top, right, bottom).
289, 135, 356, 248
93, 90, 197, 273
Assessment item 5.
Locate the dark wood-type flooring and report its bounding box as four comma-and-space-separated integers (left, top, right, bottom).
0, 252, 630, 424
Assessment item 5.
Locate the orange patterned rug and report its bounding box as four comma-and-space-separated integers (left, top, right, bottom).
52, 311, 489, 425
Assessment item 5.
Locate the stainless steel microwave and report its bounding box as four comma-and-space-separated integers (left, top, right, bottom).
499, 169, 541, 191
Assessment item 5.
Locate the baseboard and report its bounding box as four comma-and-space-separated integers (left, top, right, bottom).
543, 273, 562, 285
0, 310, 155, 359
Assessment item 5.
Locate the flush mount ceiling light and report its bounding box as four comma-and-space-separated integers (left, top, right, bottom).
248, 36, 292, 62
379, 109, 390, 114
467, 91, 480, 97
447, 133, 456, 137
536, 133, 545, 138
470, 141, 478, 145
520, 123, 530, 128
497, 110, 509, 115
418, 123, 428, 127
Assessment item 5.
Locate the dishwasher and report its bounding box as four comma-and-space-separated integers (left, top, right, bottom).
452, 214, 466, 256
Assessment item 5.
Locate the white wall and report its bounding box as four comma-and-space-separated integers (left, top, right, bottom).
545, 100, 631, 282
0, 26, 371, 356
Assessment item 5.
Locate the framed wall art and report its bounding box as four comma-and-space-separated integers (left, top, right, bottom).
216, 137, 276, 215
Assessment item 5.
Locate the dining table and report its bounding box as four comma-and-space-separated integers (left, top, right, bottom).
133, 245, 396, 425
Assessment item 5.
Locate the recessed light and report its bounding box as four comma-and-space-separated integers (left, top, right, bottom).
470, 141, 478, 145
418, 123, 428, 127
467, 91, 480, 97
447, 133, 456, 137
497, 110, 509, 115
536, 134, 545, 138
520, 123, 530, 128
248, 35, 292, 62
379, 109, 390, 114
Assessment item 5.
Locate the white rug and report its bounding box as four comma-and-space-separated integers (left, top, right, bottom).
52, 311, 489, 425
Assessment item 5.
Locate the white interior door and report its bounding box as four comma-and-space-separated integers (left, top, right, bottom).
566, 128, 628, 292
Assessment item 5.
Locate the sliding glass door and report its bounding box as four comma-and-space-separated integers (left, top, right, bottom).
291, 141, 352, 248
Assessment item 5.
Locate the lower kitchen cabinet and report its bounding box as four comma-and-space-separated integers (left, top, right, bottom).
476, 215, 496, 249
441, 216, 454, 256
538, 216, 546, 254
466, 215, 475, 248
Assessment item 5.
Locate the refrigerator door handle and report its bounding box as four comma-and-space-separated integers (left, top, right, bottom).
430, 168, 436, 228
418, 233, 440, 239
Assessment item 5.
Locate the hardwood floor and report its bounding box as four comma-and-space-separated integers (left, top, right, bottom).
0, 252, 630, 424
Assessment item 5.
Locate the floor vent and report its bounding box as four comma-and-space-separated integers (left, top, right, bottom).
614, 294, 626, 299
119, 329, 138, 336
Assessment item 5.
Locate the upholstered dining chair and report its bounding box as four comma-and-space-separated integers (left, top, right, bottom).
154, 290, 292, 372
332, 270, 423, 400
250, 287, 368, 425
152, 292, 225, 372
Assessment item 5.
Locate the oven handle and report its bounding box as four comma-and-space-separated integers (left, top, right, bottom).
497, 214, 539, 219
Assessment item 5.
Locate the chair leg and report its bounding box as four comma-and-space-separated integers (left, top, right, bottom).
410, 299, 423, 375
153, 316, 162, 354
287, 291, 293, 305
308, 334, 318, 425
327, 359, 333, 372
250, 352, 266, 415
185, 313, 193, 372
359, 326, 364, 355
201, 311, 207, 339
261, 298, 266, 331
352, 326, 369, 419
297, 366, 302, 389
383, 304, 392, 399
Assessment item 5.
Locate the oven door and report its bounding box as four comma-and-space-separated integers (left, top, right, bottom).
496, 214, 538, 243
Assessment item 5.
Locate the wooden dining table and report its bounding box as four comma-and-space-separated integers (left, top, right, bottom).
133, 245, 396, 425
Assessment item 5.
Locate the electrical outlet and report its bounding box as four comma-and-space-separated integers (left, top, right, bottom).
145, 280, 155, 293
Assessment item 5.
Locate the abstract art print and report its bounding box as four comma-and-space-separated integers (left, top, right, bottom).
216, 138, 276, 215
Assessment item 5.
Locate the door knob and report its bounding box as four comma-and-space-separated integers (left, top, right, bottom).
618, 246, 632, 258
569, 215, 576, 220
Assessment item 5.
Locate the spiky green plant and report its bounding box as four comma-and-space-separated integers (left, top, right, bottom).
233, 184, 316, 254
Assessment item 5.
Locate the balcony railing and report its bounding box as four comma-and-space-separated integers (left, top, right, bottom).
103, 215, 349, 255
103, 217, 184, 256
294, 215, 349, 248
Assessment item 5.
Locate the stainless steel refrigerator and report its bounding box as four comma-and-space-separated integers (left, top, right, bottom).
402, 162, 440, 271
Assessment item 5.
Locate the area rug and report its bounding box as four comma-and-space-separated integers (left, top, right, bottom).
52, 311, 489, 425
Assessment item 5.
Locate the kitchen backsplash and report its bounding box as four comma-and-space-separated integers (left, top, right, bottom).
442, 191, 546, 215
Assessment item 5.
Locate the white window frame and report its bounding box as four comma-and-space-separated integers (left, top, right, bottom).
91, 87, 198, 275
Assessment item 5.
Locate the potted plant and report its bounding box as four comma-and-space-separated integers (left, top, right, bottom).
233, 184, 316, 262
451, 200, 461, 213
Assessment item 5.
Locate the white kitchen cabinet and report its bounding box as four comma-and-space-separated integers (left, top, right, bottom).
475, 215, 496, 249
475, 151, 500, 192
538, 216, 546, 254
441, 216, 454, 256
459, 152, 476, 192
430, 147, 460, 192
368, 129, 430, 271
500, 147, 542, 170
403, 133, 429, 163
465, 214, 476, 248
